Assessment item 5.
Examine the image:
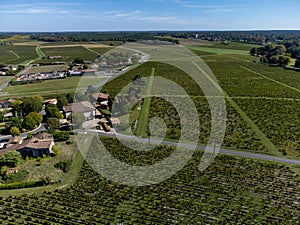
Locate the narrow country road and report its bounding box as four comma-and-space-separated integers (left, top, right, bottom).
77, 129, 300, 166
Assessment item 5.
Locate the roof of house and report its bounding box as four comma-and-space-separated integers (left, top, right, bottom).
99, 93, 109, 100
7, 136, 23, 145
0, 100, 10, 104
64, 101, 95, 113
110, 118, 120, 124
44, 99, 57, 105
1, 133, 54, 155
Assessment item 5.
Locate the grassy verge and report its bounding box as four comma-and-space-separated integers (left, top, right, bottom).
136, 68, 155, 137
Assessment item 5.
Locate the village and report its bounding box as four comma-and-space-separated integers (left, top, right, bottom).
0, 90, 120, 183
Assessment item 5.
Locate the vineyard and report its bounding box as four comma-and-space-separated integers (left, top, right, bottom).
0, 137, 299, 224
1, 40, 300, 224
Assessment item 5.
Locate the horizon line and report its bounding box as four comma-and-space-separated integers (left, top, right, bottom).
1, 29, 300, 33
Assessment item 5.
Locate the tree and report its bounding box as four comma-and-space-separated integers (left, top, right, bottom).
10, 126, 21, 136
11, 100, 23, 117
21, 96, 43, 115
269, 55, 279, 64
57, 95, 68, 109
28, 112, 43, 124
10, 117, 22, 130
22, 115, 37, 131
0, 111, 4, 122
72, 112, 85, 128
278, 55, 291, 66
66, 93, 74, 103
45, 104, 63, 119
0, 151, 21, 168
73, 58, 84, 64
45, 118, 60, 130
250, 48, 258, 56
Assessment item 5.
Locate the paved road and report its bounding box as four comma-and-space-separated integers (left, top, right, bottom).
77, 129, 300, 166
0, 123, 46, 141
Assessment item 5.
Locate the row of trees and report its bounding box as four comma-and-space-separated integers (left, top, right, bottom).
250, 44, 292, 66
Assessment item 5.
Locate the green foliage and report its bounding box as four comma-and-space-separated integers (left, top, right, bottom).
4, 169, 28, 183
0, 111, 4, 122
10, 126, 21, 136
72, 112, 85, 128
0, 151, 21, 169
20, 112, 42, 131
45, 104, 63, 119
21, 96, 43, 115
45, 118, 60, 130
54, 160, 71, 173
11, 100, 23, 117
57, 95, 68, 108
28, 112, 43, 124
52, 145, 61, 156
47, 130, 70, 142
0, 179, 48, 190
73, 58, 84, 64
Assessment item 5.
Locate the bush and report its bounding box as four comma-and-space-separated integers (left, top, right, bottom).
47, 130, 70, 142
52, 145, 61, 155
0, 179, 48, 190
54, 160, 72, 173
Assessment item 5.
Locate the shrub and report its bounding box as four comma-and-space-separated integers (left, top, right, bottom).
47, 130, 70, 142
54, 160, 72, 173
52, 145, 61, 156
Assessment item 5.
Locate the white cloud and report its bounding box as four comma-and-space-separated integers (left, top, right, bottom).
103, 10, 206, 25
0, 7, 74, 15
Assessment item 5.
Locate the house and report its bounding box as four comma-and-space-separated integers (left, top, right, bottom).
7, 136, 23, 146
48, 55, 63, 59
110, 118, 120, 125
0, 100, 11, 108
2, 133, 55, 158
5, 167, 19, 174
63, 101, 95, 120
43, 98, 58, 106
99, 93, 109, 102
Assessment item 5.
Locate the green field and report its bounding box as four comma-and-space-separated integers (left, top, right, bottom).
2, 76, 107, 97
24, 65, 69, 74
0, 76, 13, 85
89, 47, 112, 55
41, 46, 99, 61
0, 45, 38, 64
187, 46, 250, 55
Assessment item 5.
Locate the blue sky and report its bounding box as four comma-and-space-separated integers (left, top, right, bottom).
0, 0, 299, 31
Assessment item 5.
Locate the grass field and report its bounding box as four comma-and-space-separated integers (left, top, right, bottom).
23, 65, 69, 74
0, 76, 13, 85
181, 39, 260, 50
187, 46, 250, 55
2, 76, 107, 97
